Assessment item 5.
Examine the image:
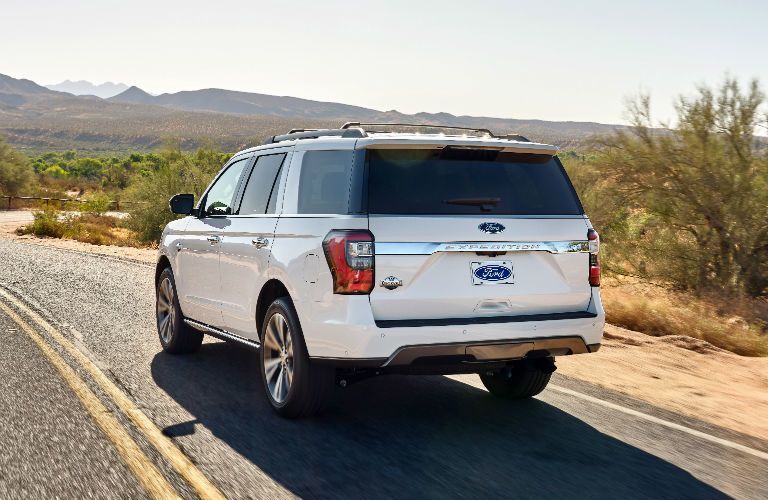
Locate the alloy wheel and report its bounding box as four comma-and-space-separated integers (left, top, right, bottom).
156, 277, 175, 344
263, 313, 294, 404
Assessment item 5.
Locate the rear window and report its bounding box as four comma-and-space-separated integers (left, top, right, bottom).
367, 148, 582, 215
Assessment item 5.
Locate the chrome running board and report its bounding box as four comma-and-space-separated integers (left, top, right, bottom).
184, 318, 260, 350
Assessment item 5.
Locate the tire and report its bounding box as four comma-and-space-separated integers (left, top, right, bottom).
260, 297, 334, 418
156, 267, 203, 354
479, 358, 555, 399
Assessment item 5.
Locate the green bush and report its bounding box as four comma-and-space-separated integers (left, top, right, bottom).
81, 192, 112, 215
0, 135, 34, 195
568, 77, 768, 298
21, 208, 66, 238
125, 142, 228, 242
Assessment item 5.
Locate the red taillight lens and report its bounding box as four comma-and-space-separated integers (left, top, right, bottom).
587, 228, 600, 287
322, 230, 374, 294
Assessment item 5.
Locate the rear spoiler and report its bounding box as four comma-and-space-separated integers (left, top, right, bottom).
355, 137, 557, 155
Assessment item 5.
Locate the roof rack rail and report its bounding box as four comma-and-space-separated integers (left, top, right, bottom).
504, 134, 530, 142
263, 123, 533, 145
341, 122, 494, 136
340, 122, 532, 142
263, 127, 366, 145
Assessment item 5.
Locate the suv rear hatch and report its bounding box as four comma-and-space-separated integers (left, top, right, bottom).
366, 145, 592, 323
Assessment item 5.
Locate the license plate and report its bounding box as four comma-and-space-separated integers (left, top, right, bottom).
470, 261, 514, 285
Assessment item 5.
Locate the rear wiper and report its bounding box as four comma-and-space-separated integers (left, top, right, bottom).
444, 197, 501, 212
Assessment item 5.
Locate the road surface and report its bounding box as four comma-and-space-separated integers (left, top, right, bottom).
0, 238, 766, 499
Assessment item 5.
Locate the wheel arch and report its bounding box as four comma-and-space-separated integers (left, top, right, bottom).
256, 279, 292, 336
155, 255, 171, 286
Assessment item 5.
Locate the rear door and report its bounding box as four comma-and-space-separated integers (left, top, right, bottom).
366, 147, 592, 322
219, 149, 291, 339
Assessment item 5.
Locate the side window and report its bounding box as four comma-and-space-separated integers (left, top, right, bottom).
203, 158, 248, 216
238, 153, 287, 215
296, 150, 354, 214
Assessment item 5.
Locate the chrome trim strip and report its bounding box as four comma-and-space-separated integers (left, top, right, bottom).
184, 319, 260, 349
368, 214, 587, 219
375, 241, 590, 255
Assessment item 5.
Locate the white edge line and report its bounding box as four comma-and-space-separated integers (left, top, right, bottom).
548, 384, 768, 461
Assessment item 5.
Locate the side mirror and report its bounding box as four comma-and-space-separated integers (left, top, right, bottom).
169, 193, 195, 215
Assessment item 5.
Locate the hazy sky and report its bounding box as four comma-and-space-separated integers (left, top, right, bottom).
3, 0, 766, 124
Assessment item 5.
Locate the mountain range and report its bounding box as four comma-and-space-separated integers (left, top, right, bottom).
0, 72, 623, 154
45, 80, 129, 99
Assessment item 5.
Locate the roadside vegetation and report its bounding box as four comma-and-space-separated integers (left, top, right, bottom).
3, 77, 768, 355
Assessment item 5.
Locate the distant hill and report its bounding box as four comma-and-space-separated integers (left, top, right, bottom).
46, 80, 129, 98
0, 72, 624, 154
108, 86, 621, 141
109, 87, 392, 120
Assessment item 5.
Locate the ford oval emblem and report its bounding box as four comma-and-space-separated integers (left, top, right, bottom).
478, 222, 505, 234
473, 264, 513, 282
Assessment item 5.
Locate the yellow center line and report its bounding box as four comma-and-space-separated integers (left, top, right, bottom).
0, 287, 226, 500
0, 300, 181, 500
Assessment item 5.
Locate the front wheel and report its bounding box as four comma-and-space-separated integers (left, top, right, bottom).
479, 358, 555, 399
260, 297, 334, 418
156, 267, 203, 354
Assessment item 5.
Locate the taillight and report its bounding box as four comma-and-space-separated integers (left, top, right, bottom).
588, 228, 600, 287
322, 230, 374, 294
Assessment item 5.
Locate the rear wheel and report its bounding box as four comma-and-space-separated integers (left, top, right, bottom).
479, 358, 555, 399
156, 267, 203, 354
260, 297, 334, 418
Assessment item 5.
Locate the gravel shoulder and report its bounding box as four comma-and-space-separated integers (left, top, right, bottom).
558, 325, 768, 441
0, 212, 157, 264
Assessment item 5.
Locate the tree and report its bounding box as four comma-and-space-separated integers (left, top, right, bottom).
125, 140, 230, 242
593, 78, 768, 297
0, 136, 34, 196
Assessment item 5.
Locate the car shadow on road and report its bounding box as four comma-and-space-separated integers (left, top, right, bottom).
151, 341, 725, 499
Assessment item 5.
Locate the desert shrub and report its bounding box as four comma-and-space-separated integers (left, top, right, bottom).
125, 141, 228, 242
571, 78, 768, 298
81, 192, 112, 215
19, 209, 141, 247
20, 208, 66, 238
0, 135, 34, 195
42, 165, 68, 178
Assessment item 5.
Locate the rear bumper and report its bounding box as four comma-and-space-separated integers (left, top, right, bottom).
384, 336, 600, 367
303, 288, 605, 365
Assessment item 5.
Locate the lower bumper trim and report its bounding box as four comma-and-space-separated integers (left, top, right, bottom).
374, 311, 598, 329
383, 335, 590, 367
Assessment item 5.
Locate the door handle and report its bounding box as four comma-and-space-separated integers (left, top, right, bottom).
207, 235, 221, 245
252, 237, 269, 249
175, 242, 183, 252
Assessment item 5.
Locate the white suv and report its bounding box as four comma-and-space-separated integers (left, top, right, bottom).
155, 123, 605, 418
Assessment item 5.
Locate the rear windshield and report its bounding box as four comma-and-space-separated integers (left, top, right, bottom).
367, 148, 583, 215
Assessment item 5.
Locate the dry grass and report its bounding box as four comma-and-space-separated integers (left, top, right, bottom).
17, 209, 143, 248
602, 276, 768, 357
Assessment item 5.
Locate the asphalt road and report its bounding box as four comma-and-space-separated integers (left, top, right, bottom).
0, 237, 766, 499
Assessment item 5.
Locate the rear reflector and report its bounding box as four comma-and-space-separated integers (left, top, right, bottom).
322, 230, 375, 294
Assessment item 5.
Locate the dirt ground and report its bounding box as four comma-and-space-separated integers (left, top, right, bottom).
4, 212, 767, 440
1, 216, 156, 264
558, 325, 768, 440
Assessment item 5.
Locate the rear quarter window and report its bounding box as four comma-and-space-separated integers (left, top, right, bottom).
296, 150, 354, 214
367, 149, 583, 215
